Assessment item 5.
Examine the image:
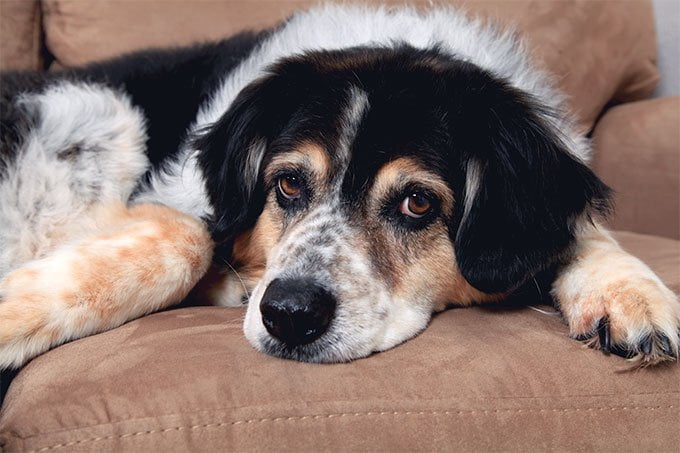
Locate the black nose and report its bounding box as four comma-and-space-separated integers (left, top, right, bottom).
260, 278, 336, 346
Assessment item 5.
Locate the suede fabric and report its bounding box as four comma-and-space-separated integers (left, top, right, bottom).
0, 0, 42, 71
39, 0, 659, 129
1, 231, 678, 452
592, 97, 680, 240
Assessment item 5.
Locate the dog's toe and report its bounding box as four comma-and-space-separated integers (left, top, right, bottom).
563, 282, 680, 366
584, 324, 679, 365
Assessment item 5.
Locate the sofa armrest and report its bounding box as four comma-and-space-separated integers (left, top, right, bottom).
591, 97, 679, 239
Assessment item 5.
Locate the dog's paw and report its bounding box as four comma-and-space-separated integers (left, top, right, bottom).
0, 202, 214, 369
561, 278, 680, 366
0, 267, 55, 369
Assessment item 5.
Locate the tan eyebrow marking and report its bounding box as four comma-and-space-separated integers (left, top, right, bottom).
265, 142, 330, 184
371, 157, 454, 215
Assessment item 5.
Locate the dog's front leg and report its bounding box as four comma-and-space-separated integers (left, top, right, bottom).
0, 202, 213, 369
552, 224, 680, 365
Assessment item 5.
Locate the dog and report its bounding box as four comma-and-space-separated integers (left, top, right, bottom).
0, 5, 678, 370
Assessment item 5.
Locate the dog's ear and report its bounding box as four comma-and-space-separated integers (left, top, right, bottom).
451, 87, 611, 294
193, 75, 294, 247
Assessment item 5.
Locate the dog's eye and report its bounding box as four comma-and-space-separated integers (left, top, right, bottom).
277, 175, 303, 199
400, 193, 432, 218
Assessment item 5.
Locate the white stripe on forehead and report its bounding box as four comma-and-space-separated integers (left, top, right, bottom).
335, 86, 370, 170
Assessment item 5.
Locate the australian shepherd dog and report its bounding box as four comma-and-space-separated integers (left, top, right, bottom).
0, 5, 678, 369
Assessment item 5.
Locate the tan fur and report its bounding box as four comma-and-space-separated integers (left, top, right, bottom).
200, 143, 329, 307
234, 207, 281, 271
265, 142, 331, 188
239, 154, 498, 311
197, 194, 282, 307
371, 158, 454, 216
0, 201, 213, 369
368, 157, 496, 309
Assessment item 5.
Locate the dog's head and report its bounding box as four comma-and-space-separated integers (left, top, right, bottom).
194, 46, 610, 362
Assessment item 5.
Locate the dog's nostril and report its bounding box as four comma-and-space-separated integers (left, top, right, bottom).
260, 278, 336, 346
260, 303, 327, 344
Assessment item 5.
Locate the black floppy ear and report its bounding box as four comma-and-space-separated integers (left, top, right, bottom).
193, 75, 291, 246
452, 88, 611, 294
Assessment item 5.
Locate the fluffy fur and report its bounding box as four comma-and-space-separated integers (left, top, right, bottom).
0, 5, 678, 370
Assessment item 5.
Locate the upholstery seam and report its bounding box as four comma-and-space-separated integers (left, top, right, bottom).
15, 404, 677, 452
9, 391, 680, 439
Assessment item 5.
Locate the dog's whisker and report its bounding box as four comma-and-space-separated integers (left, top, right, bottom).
220, 257, 251, 301
527, 305, 560, 316
532, 277, 543, 301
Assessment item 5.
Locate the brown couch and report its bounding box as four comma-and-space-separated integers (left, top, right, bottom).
1, 1, 678, 451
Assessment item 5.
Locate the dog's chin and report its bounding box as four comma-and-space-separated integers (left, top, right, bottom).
243, 303, 433, 363
257, 334, 369, 363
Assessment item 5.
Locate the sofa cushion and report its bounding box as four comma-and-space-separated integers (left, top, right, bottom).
41, 0, 658, 129
1, 230, 678, 452
592, 97, 680, 240
0, 0, 42, 71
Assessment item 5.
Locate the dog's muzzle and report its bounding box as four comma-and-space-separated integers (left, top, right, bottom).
259, 278, 336, 346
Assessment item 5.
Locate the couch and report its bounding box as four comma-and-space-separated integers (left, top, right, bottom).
1, 1, 678, 451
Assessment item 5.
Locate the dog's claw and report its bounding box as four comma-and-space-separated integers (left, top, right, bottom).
658, 334, 673, 356
597, 318, 610, 354
640, 335, 653, 355
574, 332, 594, 341
610, 344, 633, 359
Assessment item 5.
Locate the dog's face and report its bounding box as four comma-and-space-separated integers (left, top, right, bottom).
195, 46, 610, 362
238, 142, 483, 362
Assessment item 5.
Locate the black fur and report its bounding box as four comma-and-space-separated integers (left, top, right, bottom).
1, 40, 611, 296
192, 45, 611, 293
0, 31, 267, 168
0, 32, 618, 383
78, 31, 268, 166
445, 77, 612, 293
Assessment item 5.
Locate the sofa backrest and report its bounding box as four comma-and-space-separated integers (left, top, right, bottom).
0, 0, 660, 130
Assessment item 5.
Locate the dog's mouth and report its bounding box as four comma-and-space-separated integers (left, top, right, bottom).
257, 331, 350, 363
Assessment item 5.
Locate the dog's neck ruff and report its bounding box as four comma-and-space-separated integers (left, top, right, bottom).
136, 4, 580, 219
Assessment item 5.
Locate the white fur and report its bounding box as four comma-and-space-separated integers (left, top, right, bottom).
461, 159, 483, 227
244, 139, 268, 193
0, 82, 148, 278
336, 86, 369, 168
133, 150, 213, 219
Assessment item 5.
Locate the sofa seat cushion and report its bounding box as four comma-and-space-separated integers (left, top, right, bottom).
1, 230, 678, 452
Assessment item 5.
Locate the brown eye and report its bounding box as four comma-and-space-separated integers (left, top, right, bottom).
278, 175, 302, 199
400, 193, 432, 218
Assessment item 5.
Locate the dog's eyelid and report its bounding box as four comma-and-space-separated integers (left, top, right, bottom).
265, 166, 308, 189
386, 169, 452, 205
388, 183, 443, 208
